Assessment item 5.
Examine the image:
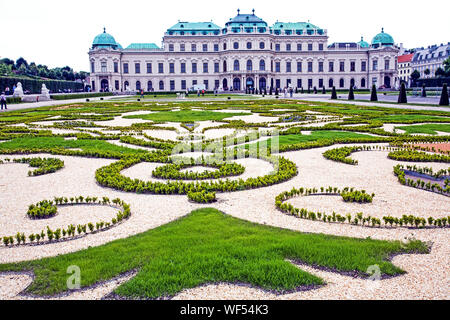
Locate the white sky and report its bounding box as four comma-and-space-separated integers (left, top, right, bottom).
1, 0, 449, 72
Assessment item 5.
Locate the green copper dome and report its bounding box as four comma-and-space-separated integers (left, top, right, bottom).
371, 28, 394, 47
92, 28, 120, 49
358, 36, 370, 48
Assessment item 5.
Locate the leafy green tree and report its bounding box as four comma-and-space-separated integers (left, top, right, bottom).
424, 69, 430, 76
411, 70, 420, 82
435, 67, 445, 77
443, 57, 450, 74
15, 57, 28, 69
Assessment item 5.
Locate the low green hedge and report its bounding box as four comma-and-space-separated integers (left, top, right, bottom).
50, 92, 113, 100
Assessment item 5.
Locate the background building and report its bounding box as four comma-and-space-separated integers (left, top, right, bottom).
89, 10, 399, 92
397, 53, 414, 87
411, 43, 450, 78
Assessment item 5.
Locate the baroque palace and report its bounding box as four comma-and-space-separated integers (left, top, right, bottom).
88, 9, 399, 93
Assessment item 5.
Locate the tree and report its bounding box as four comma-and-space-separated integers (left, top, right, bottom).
439, 83, 449, 106
398, 83, 407, 103
422, 85, 427, 98
15, 57, 28, 69
370, 84, 378, 102
331, 86, 337, 99
411, 70, 420, 83
435, 67, 445, 77
424, 69, 430, 76
348, 86, 354, 100
443, 57, 450, 74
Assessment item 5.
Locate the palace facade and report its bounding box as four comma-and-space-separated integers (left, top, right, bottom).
88, 10, 399, 93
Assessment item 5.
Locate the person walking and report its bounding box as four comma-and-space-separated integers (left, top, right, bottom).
140, 89, 144, 99
0, 92, 7, 110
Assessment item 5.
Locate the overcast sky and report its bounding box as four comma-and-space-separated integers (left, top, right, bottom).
1, 0, 449, 72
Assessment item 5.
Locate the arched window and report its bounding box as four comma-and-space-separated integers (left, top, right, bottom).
259, 42, 265, 49
233, 42, 239, 49
223, 61, 227, 72
259, 59, 265, 71
361, 78, 366, 88
234, 60, 240, 71
339, 78, 345, 88
329, 78, 334, 88
246, 60, 252, 71
147, 81, 153, 91
350, 78, 355, 88
247, 42, 252, 49
136, 81, 141, 91
159, 80, 164, 90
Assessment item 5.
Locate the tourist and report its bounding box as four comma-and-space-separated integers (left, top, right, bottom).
197, 89, 200, 97
202, 89, 205, 96
290, 87, 293, 98
0, 92, 7, 110
5, 87, 10, 95
140, 89, 144, 99
185, 88, 189, 97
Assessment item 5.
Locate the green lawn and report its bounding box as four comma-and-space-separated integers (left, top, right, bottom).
0, 136, 146, 156
123, 110, 251, 122
394, 123, 450, 135
373, 114, 450, 123
0, 208, 428, 299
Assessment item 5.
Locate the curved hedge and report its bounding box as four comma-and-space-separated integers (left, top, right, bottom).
152, 162, 245, 180
275, 186, 448, 228
388, 150, 450, 163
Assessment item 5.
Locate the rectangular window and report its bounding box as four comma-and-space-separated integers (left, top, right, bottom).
297, 79, 302, 88
203, 80, 209, 90
286, 43, 291, 51
191, 44, 196, 52
214, 62, 219, 73
123, 63, 129, 74
181, 80, 186, 90
276, 79, 281, 89
169, 63, 174, 74
91, 62, 95, 73
308, 79, 313, 88
319, 43, 324, 51
101, 61, 107, 73
275, 44, 280, 51
92, 80, 95, 91
340, 61, 345, 72
350, 61, 355, 72
158, 63, 163, 74
214, 44, 219, 52
202, 44, 208, 52
135, 63, 140, 74
319, 61, 324, 72
193, 80, 197, 86
361, 61, 366, 72
286, 62, 291, 73
181, 63, 186, 74
373, 60, 378, 71
115, 80, 119, 90
169, 44, 174, 52
203, 62, 208, 73
180, 43, 185, 52
114, 62, 118, 73
275, 62, 281, 72
146, 63, 152, 74
308, 43, 313, 51
297, 61, 302, 72
308, 61, 313, 72
297, 43, 302, 51
329, 61, 334, 72
319, 78, 323, 88
192, 63, 197, 73
170, 80, 175, 91
385, 60, 390, 70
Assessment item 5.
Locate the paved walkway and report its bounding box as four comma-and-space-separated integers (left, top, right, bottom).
1, 93, 449, 113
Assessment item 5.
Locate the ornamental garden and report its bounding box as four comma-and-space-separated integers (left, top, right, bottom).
0, 96, 448, 300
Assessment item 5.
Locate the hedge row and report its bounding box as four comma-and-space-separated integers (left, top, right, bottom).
0, 76, 83, 94
50, 92, 113, 100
